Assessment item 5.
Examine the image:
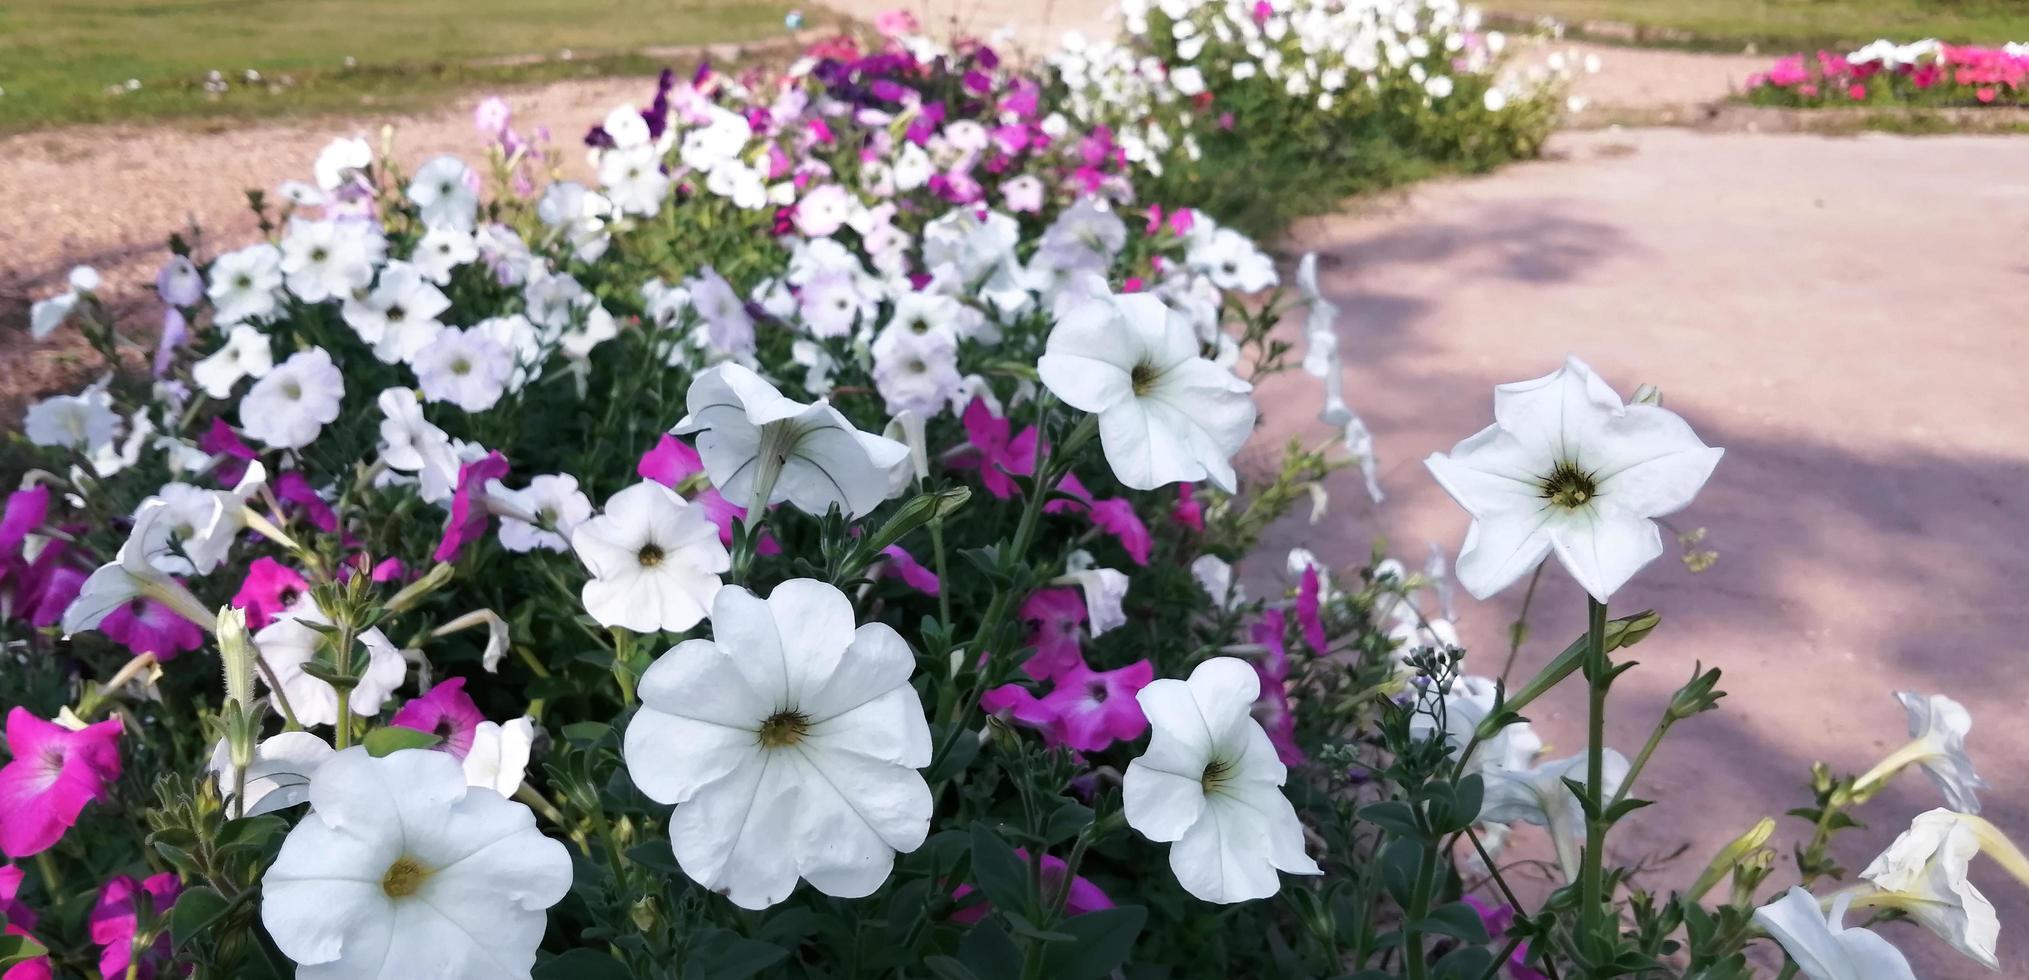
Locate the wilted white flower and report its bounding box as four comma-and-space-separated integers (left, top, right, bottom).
571, 481, 729, 633
672, 364, 909, 520
1857, 809, 2001, 969
61, 499, 214, 636
207, 732, 334, 818
1854, 692, 1987, 813
1053, 550, 1130, 637
1480, 750, 1629, 882
623, 579, 932, 910
240, 347, 345, 450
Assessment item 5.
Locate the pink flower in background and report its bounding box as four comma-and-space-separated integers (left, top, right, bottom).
1036, 659, 1156, 752
369, 556, 406, 582
1296, 565, 1326, 652
951, 849, 1112, 922
0, 863, 51, 980
1172, 483, 1204, 531
1087, 498, 1151, 566
89, 872, 179, 980
199, 418, 258, 485
272, 471, 338, 534
474, 96, 513, 135
26, 563, 84, 629
1252, 610, 1306, 765
392, 677, 485, 759
638, 434, 704, 487
952, 398, 1040, 499
980, 683, 1058, 738
1, 487, 49, 556
434, 452, 509, 561
99, 596, 205, 660
231, 557, 309, 629
882, 545, 940, 595
0, 709, 124, 857
1019, 587, 1087, 679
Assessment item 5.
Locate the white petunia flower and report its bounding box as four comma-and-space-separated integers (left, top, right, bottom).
1854, 692, 1987, 813
600, 145, 670, 216
148, 462, 267, 576
1424, 356, 1723, 603
30, 266, 98, 339
1190, 554, 1245, 610
207, 731, 335, 818
260, 747, 571, 980
492, 474, 592, 554
410, 225, 479, 284
672, 364, 909, 520
688, 265, 756, 356
869, 318, 962, 417
1857, 809, 2008, 969
208, 243, 286, 325
240, 347, 345, 450
1480, 750, 1628, 883
623, 579, 933, 910
1186, 225, 1278, 293
413, 326, 513, 413
313, 136, 372, 191
406, 155, 479, 232
602, 104, 651, 149
61, 499, 215, 636
793, 184, 853, 238
1053, 550, 1130, 637
535, 181, 612, 263
192, 325, 276, 399
24, 387, 120, 452
1037, 290, 1256, 493
376, 388, 463, 503
1753, 887, 1916, 980
343, 261, 449, 364
475, 314, 543, 392
1409, 675, 1541, 775
461, 718, 535, 797
256, 601, 408, 727
280, 217, 385, 304
571, 481, 729, 633
1124, 657, 1321, 903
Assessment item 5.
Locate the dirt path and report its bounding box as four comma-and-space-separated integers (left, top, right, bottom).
1252, 126, 2029, 977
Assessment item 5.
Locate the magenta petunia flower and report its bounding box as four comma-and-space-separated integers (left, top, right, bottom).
25, 561, 84, 630
230, 557, 309, 630
1171, 483, 1204, 531
1251, 610, 1307, 766
979, 683, 1059, 743
0, 709, 124, 858
434, 452, 510, 562
1018, 588, 1087, 680
638, 435, 778, 553
0, 863, 50, 980
391, 677, 485, 759
89, 872, 179, 980
881, 545, 939, 595
98, 596, 205, 661
951, 849, 1112, 923
1086, 498, 1151, 566
950, 398, 1039, 499
199, 417, 259, 486
1036, 659, 1155, 752
0, 487, 48, 557
272, 471, 338, 534
1295, 565, 1326, 652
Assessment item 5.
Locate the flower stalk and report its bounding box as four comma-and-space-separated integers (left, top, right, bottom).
1578, 596, 1610, 953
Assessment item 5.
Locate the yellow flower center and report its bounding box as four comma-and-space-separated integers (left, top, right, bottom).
1200, 757, 1234, 794
1130, 362, 1160, 397
637, 544, 665, 567
381, 856, 431, 898
1540, 460, 1600, 510
757, 710, 811, 749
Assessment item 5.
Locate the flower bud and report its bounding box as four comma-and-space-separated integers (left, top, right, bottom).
1630, 383, 1662, 407
217, 606, 257, 710
1686, 816, 1775, 901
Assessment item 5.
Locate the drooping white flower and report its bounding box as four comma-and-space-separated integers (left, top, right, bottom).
343, 261, 449, 364
413, 327, 513, 413
600, 145, 670, 216
1479, 750, 1629, 883
570, 481, 729, 633
24, 387, 120, 452
280, 217, 385, 303
208, 243, 286, 325
492, 474, 592, 553
1857, 809, 2001, 969
207, 731, 335, 817
313, 136, 372, 192
1191, 554, 1245, 610
1753, 887, 1916, 980
1854, 692, 1987, 813
672, 364, 909, 519
461, 718, 535, 797
623, 579, 933, 910
192, 325, 275, 399
376, 388, 463, 503
147, 462, 267, 576
1424, 356, 1724, 603
410, 225, 479, 284
1037, 290, 1256, 493
61, 499, 215, 636
1054, 550, 1130, 637
1124, 657, 1321, 903
240, 347, 345, 450
29, 266, 97, 339
261, 747, 571, 980
406, 155, 479, 232
535, 181, 612, 263
255, 601, 408, 727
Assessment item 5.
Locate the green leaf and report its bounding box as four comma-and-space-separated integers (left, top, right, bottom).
956, 918, 1023, 980
1359, 800, 1423, 838
1431, 945, 1494, 980
169, 887, 234, 950
681, 929, 789, 980
534, 949, 634, 980
623, 839, 680, 874
968, 822, 1031, 917
1417, 902, 1490, 945
1043, 800, 1095, 844
362, 726, 441, 757
924, 956, 981, 980
0, 933, 47, 969
1041, 906, 1147, 980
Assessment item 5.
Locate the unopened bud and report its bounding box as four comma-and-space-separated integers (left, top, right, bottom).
383, 562, 456, 614
1686, 816, 1775, 901
217, 606, 257, 710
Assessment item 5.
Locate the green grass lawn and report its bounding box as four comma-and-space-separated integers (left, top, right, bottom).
1499, 0, 2029, 50
0, 0, 802, 133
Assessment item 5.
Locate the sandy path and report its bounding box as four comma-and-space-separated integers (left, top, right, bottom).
1252, 126, 2029, 977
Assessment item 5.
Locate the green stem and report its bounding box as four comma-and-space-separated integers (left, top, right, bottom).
930, 517, 953, 628
1578, 597, 1610, 952
1499, 564, 1545, 685
1403, 828, 1440, 980
333, 690, 352, 749
1609, 713, 1674, 811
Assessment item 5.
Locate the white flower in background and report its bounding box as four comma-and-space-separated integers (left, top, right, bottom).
192, 325, 276, 398
493, 474, 592, 554
523, 272, 618, 359
1857, 809, 2000, 969
256, 601, 407, 727
891, 143, 933, 190
147, 463, 266, 576
794, 184, 853, 238
1191, 554, 1245, 611
1484, 87, 1509, 112
1425, 75, 1455, 99
1039, 197, 1129, 270
1753, 887, 1915, 980
240, 347, 345, 450
672, 364, 909, 519
476, 223, 538, 286
87, 405, 154, 479
261, 748, 571, 979
413, 326, 514, 413
1854, 692, 1987, 813
870, 318, 962, 417
1425, 356, 1724, 603
1410, 675, 1542, 775
600, 145, 670, 216
24, 387, 120, 452
279, 217, 385, 303
207, 732, 335, 817
1171, 65, 1207, 96
679, 106, 752, 172
536, 181, 612, 263
799, 272, 874, 339
208, 243, 286, 325
1480, 750, 1629, 883
1124, 657, 1321, 903
705, 160, 769, 210
689, 265, 756, 356
791, 339, 838, 396
1037, 290, 1256, 493
410, 225, 479, 284
344, 261, 450, 364
407, 155, 479, 232
29, 266, 98, 339
313, 136, 372, 191
376, 388, 463, 503
61, 500, 214, 636
158, 255, 205, 307
1186, 225, 1278, 293
623, 579, 932, 910
571, 481, 729, 633
475, 314, 542, 391
1054, 550, 1129, 637
923, 206, 1020, 286
602, 104, 651, 148
462, 718, 535, 797
1002, 174, 1045, 213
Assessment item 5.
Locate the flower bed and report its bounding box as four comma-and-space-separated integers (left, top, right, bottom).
5, 5, 2015, 980
1745, 38, 2029, 107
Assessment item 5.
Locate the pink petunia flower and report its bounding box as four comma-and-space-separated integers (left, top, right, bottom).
25, 562, 84, 630
1086, 498, 1151, 566
0, 864, 49, 980
89, 872, 179, 980
1035, 659, 1156, 752
1172, 483, 1204, 531
434, 452, 510, 562
0, 709, 124, 858
951, 849, 1113, 922
980, 683, 1059, 739
272, 472, 338, 535
391, 677, 485, 759
230, 557, 309, 630
1252, 610, 1306, 765
1018, 588, 1087, 680
199, 418, 259, 486
950, 398, 1040, 499
1295, 565, 1326, 652
98, 597, 205, 661
881, 545, 940, 595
